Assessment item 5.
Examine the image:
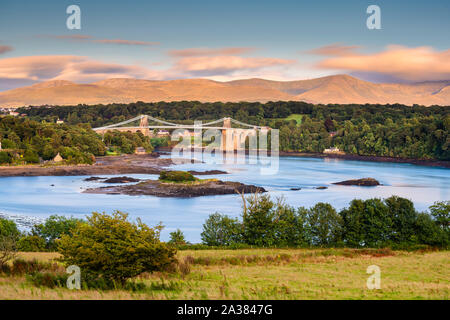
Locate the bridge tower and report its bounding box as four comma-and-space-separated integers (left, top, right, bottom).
139, 115, 150, 137
221, 118, 233, 151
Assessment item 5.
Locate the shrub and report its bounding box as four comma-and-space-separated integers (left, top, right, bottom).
57, 211, 177, 286
0, 236, 17, 269
159, 170, 195, 182
23, 149, 39, 164
17, 235, 47, 252
0, 151, 12, 164
27, 272, 67, 289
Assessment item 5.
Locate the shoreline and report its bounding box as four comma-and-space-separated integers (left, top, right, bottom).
0, 149, 448, 178
157, 146, 450, 168
278, 151, 450, 168
0, 154, 175, 177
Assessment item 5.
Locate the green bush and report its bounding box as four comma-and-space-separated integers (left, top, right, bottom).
23, 149, 39, 164
0, 218, 20, 240
27, 271, 67, 289
0, 151, 12, 164
57, 211, 177, 286
17, 235, 47, 252
159, 170, 195, 182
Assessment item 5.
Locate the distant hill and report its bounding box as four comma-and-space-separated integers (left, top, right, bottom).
1, 75, 449, 107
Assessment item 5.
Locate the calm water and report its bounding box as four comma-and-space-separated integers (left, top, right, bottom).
0, 154, 449, 242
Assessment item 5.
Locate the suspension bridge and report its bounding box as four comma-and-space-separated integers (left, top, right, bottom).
93, 115, 270, 151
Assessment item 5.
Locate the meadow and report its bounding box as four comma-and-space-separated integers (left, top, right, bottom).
1, 248, 448, 300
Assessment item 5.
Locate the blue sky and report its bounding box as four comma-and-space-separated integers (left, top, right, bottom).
0, 0, 449, 90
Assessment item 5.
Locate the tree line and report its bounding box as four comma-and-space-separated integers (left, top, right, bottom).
201, 194, 449, 249
17, 101, 450, 160
0, 117, 154, 165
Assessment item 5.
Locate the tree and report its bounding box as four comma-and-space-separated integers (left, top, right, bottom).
385, 196, 418, 244
57, 211, 176, 286
168, 229, 187, 246
0, 236, 17, 269
242, 194, 277, 246
0, 151, 12, 164
414, 213, 448, 247
201, 213, 242, 246
340, 198, 393, 247
32, 215, 83, 250
429, 201, 450, 232
0, 218, 20, 240
17, 235, 46, 252
305, 203, 342, 247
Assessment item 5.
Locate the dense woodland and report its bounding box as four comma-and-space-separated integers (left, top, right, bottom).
0, 117, 154, 164
18, 101, 450, 161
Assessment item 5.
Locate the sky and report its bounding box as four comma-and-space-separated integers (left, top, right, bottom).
0, 0, 449, 90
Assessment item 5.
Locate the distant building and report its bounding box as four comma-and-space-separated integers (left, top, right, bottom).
9, 111, 19, 117
56, 119, 64, 124
157, 130, 170, 137
53, 153, 63, 162
329, 131, 338, 137
323, 147, 344, 154
135, 147, 146, 155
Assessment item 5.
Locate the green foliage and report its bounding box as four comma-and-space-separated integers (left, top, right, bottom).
168, 229, 187, 246
57, 211, 177, 285
429, 201, 450, 232
23, 149, 39, 163
242, 194, 277, 246
0, 218, 20, 240
340, 198, 393, 247
202, 194, 449, 249
103, 130, 153, 154
32, 215, 83, 251
0, 116, 106, 165
201, 213, 243, 246
0, 151, 12, 164
27, 272, 67, 289
18, 102, 450, 160
304, 203, 342, 247
159, 170, 195, 182
17, 235, 47, 252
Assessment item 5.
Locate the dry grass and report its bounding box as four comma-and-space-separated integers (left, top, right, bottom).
1, 248, 448, 300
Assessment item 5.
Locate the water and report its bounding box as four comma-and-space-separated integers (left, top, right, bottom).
0, 154, 448, 242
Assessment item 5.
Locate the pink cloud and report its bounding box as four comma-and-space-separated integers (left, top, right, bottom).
0, 45, 13, 54
52, 35, 93, 40
308, 43, 361, 56
315, 45, 450, 82
50, 35, 158, 46
93, 39, 159, 46
175, 55, 295, 76
0, 55, 162, 83
169, 47, 255, 57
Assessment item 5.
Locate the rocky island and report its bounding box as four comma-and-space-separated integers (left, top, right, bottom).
333, 178, 380, 186
83, 170, 265, 198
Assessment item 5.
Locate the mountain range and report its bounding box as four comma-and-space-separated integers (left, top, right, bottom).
1, 75, 449, 108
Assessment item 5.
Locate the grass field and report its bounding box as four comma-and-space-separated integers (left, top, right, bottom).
0, 248, 448, 300
284, 114, 303, 124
